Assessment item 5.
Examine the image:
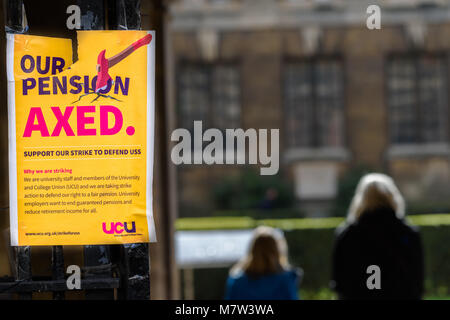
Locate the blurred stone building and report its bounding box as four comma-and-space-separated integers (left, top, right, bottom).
166, 0, 450, 217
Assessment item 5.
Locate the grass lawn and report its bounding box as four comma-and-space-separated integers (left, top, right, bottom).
176, 214, 450, 231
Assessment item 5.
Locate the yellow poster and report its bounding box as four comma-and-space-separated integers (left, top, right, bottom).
7, 31, 156, 246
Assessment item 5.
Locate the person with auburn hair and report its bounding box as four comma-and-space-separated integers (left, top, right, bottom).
225, 226, 301, 300
331, 173, 424, 299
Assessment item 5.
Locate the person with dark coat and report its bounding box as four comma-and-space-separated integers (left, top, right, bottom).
331, 173, 424, 300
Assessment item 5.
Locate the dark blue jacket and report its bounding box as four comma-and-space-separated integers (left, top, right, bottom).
225, 269, 300, 300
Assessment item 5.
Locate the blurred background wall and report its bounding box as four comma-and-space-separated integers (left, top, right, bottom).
167, 0, 450, 219
166, 0, 450, 300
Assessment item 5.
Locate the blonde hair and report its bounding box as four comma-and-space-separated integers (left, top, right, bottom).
230, 226, 289, 277
347, 173, 405, 223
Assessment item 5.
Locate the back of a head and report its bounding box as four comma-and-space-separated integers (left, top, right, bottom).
338, 174, 423, 299
231, 226, 289, 277
347, 173, 405, 223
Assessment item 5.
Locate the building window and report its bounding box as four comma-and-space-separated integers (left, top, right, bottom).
387, 55, 449, 144
177, 63, 240, 131
283, 58, 345, 149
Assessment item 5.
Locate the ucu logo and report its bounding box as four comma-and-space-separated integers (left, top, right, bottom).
102, 221, 136, 234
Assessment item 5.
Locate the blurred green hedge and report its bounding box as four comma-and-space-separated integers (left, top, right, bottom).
177, 214, 450, 299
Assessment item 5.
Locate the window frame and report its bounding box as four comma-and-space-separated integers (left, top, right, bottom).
385, 52, 450, 146
282, 54, 347, 150
175, 59, 243, 132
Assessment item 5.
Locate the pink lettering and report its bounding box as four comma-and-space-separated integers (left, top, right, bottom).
77, 106, 96, 136
114, 222, 124, 234
102, 222, 114, 234
23, 107, 50, 137
51, 106, 75, 136
100, 105, 123, 135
